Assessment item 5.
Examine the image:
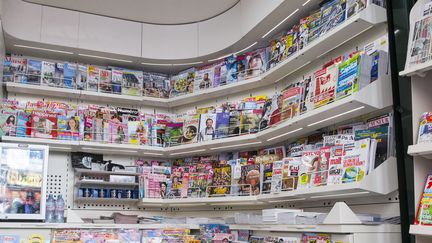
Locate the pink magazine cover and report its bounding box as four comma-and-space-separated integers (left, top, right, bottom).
109, 120, 128, 144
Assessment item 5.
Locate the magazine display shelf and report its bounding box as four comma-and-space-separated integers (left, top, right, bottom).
229, 224, 400, 234
0, 73, 393, 158
4, 5, 387, 109
409, 225, 432, 238
74, 197, 138, 204
138, 157, 397, 208
0, 222, 399, 234
75, 181, 139, 187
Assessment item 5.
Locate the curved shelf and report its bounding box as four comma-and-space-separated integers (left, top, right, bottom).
400, 61, 432, 77
410, 225, 432, 238
74, 168, 140, 176
4, 5, 387, 108
1, 73, 393, 158
75, 197, 138, 204
0, 222, 399, 233
230, 224, 400, 234
137, 157, 397, 208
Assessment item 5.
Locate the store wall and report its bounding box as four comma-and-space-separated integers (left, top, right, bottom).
0, 20, 5, 97
1, 0, 284, 60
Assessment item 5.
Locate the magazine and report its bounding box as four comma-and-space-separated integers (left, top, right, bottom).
165, 122, 183, 146
143, 72, 170, 98
215, 112, 230, 139
240, 109, 262, 134
3, 55, 12, 82
281, 86, 301, 120
313, 59, 340, 107
213, 61, 224, 87
418, 112, 432, 144
16, 111, 29, 137
336, 52, 372, 99
11, 56, 27, 83
111, 69, 123, 94
194, 65, 214, 91
298, 150, 320, 189
327, 145, 344, 185
209, 165, 231, 196
99, 69, 112, 93
122, 69, 143, 96
63, 62, 77, 89
199, 113, 216, 142
301, 233, 330, 243
415, 174, 432, 225
342, 138, 370, 183
347, 0, 367, 18
262, 162, 273, 194
30, 111, 58, 139
319, 0, 347, 37
245, 48, 267, 79
283, 157, 302, 191
182, 114, 199, 144
409, 15, 432, 65
225, 55, 238, 84
237, 54, 247, 81
76, 64, 87, 90
41, 61, 55, 86
307, 10, 322, 43
0, 109, 17, 137
312, 146, 331, 187
57, 115, 80, 141
27, 59, 42, 84
109, 121, 128, 144
238, 164, 260, 196
54, 62, 64, 87
87, 66, 100, 92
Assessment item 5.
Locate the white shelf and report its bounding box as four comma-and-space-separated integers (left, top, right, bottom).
1, 74, 392, 158
400, 61, 432, 77
410, 225, 432, 237
75, 180, 138, 187
75, 168, 140, 176
408, 143, 432, 159
0, 222, 200, 230
4, 6, 386, 108
138, 196, 261, 208
75, 197, 138, 204
229, 224, 400, 233
137, 157, 397, 208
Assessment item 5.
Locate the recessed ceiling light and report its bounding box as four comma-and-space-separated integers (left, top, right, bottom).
262, 8, 299, 39
78, 53, 133, 63
303, 0, 312, 6
14, 44, 73, 54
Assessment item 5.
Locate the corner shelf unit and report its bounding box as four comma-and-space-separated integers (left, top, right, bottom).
1, 73, 393, 158
138, 157, 397, 208
5, 5, 387, 108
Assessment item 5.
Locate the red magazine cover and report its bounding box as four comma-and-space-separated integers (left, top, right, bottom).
30, 110, 58, 139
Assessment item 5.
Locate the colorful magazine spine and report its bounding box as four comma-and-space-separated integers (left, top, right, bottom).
63, 62, 77, 89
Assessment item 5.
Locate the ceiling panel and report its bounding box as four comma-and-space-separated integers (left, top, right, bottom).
24, 0, 240, 24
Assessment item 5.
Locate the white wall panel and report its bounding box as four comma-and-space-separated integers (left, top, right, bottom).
41, 7, 79, 47
78, 13, 141, 57
198, 3, 242, 56
2, 0, 42, 42
41, 6, 79, 47
142, 23, 198, 59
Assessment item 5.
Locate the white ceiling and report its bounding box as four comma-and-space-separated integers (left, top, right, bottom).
24, 0, 240, 24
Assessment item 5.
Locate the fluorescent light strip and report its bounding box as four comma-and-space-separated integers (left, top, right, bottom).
170, 149, 206, 156
267, 198, 307, 203
208, 54, 233, 62
172, 61, 203, 66
14, 44, 73, 54
141, 62, 172, 66
267, 128, 303, 141
81, 147, 138, 153
50, 146, 73, 151
210, 141, 262, 150
307, 106, 365, 127
302, 0, 312, 6
234, 42, 258, 55
143, 152, 165, 156
78, 53, 133, 63
262, 8, 299, 38
310, 191, 370, 199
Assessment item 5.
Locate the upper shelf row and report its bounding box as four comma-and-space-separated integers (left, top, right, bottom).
5, 6, 387, 108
